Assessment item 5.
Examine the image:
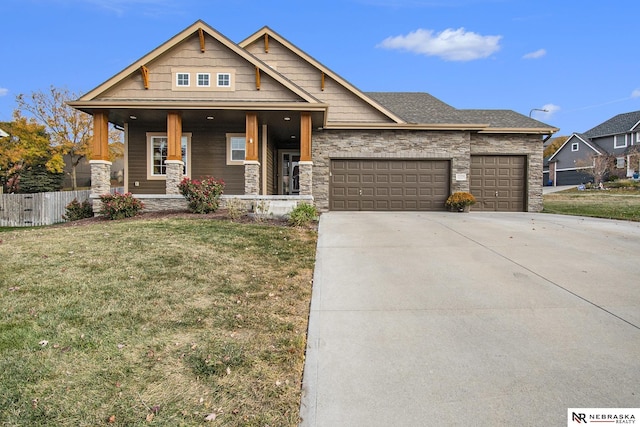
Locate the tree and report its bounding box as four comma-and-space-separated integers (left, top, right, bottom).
0, 112, 64, 193
16, 86, 122, 190
576, 152, 615, 185
543, 135, 569, 158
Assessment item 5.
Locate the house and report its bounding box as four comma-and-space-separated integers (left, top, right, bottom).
546, 110, 640, 186
69, 20, 557, 213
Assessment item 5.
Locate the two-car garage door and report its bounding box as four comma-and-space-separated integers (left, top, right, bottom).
330, 159, 450, 211
330, 156, 526, 212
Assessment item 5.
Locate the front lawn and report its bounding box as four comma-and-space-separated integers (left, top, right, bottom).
543, 187, 640, 221
0, 216, 317, 426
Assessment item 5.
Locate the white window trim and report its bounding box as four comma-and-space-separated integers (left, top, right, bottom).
616, 157, 625, 169
217, 72, 231, 88
196, 72, 210, 87
176, 72, 190, 87
635, 132, 639, 144
226, 133, 246, 166
614, 134, 628, 149
571, 142, 579, 152
146, 132, 192, 180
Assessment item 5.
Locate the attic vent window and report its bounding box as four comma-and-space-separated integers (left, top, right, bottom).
571, 143, 579, 152
197, 73, 210, 87
176, 73, 190, 87
217, 73, 231, 87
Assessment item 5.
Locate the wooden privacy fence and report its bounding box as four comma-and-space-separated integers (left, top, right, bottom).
0, 190, 91, 227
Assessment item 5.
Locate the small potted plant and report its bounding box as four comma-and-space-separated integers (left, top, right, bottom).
445, 192, 476, 212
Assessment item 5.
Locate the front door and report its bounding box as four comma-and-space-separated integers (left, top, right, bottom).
280, 151, 300, 195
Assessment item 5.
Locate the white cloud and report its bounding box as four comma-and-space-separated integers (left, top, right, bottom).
523, 49, 546, 59
631, 89, 640, 98
0, 88, 8, 97
377, 28, 502, 61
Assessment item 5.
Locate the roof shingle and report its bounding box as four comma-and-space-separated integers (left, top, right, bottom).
366, 92, 554, 129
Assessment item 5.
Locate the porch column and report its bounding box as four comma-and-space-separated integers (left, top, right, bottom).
90, 110, 112, 213
244, 112, 260, 195
165, 111, 184, 195
299, 112, 313, 196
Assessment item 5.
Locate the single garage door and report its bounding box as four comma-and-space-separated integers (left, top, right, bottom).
470, 155, 526, 211
330, 159, 450, 211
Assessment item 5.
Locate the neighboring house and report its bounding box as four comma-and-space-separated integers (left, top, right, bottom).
546, 111, 640, 186
69, 21, 557, 213
61, 155, 125, 189
0, 128, 8, 138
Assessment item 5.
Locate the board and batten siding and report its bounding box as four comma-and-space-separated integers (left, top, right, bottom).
244, 37, 394, 124
99, 34, 303, 103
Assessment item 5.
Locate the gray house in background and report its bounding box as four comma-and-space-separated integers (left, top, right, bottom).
546, 110, 640, 185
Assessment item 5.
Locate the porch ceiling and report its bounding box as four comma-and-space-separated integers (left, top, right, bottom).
106, 109, 324, 143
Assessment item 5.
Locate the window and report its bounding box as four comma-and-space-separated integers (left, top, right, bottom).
571, 142, 579, 152
148, 133, 191, 179
226, 133, 245, 165
217, 73, 231, 87
616, 157, 625, 169
614, 134, 627, 149
636, 132, 639, 144
176, 73, 190, 87
197, 73, 210, 87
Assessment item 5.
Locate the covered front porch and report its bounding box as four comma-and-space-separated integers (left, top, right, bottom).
88, 106, 324, 214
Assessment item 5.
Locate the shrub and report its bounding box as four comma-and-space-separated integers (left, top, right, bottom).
99, 192, 144, 220
288, 202, 318, 227
445, 192, 476, 211
62, 198, 93, 221
178, 177, 225, 214
225, 198, 248, 221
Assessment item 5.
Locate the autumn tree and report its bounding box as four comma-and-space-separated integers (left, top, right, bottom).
16, 86, 123, 190
543, 135, 569, 158
0, 112, 64, 192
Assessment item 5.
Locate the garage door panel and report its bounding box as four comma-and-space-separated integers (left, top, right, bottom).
331, 159, 450, 211
470, 155, 525, 212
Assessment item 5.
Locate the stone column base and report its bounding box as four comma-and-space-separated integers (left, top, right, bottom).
165, 160, 184, 195
244, 161, 260, 195
298, 161, 313, 196
90, 160, 112, 213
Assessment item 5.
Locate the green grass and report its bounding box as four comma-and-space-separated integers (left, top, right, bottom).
0, 217, 317, 426
543, 187, 640, 221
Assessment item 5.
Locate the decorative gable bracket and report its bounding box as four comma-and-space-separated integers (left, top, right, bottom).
140, 65, 149, 89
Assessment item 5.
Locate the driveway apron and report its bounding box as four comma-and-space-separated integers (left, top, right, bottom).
300, 212, 640, 426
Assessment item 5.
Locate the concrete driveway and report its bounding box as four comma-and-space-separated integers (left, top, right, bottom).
300, 212, 640, 426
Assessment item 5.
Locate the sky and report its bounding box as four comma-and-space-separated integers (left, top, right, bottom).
1, 0, 639, 136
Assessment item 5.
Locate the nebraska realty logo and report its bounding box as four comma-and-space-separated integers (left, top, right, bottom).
568, 408, 639, 425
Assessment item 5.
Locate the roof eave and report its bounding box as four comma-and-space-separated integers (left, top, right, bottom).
324, 122, 488, 131
477, 127, 559, 134
67, 100, 329, 112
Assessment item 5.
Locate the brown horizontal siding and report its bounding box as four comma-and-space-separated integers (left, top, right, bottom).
127, 122, 245, 195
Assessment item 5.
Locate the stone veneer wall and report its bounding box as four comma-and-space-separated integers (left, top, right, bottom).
165, 161, 183, 195
244, 162, 260, 195
90, 161, 112, 213
470, 133, 544, 212
311, 129, 544, 212
311, 129, 471, 212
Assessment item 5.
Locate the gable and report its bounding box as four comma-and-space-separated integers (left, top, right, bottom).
98, 32, 304, 103
75, 21, 320, 107
240, 28, 402, 124
549, 133, 600, 163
